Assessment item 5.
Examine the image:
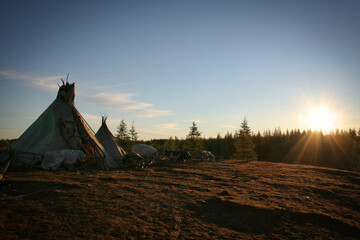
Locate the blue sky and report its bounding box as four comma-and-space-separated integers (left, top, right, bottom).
1, 0, 359, 140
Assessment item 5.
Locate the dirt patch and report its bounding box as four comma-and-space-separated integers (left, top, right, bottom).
1, 160, 359, 239
193, 197, 282, 233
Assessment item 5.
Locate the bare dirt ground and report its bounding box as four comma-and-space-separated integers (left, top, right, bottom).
1, 160, 360, 239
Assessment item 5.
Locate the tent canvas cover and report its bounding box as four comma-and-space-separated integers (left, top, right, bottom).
0, 80, 118, 169
95, 116, 126, 161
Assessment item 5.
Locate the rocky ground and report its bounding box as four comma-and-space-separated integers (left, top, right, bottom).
1, 159, 359, 239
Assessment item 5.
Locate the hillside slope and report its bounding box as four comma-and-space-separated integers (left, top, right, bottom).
1, 160, 359, 239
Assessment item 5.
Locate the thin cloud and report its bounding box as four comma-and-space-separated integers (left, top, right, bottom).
80, 113, 102, 131
1, 70, 172, 119
137, 109, 171, 118
0, 70, 62, 92
222, 125, 238, 129
79, 82, 127, 91
156, 123, 178, 129
84, 92, 153, 110
83, 92, 171, 118
82, 113, 123, 127
81, 113, 101, 121
81, 113, 132, 135
82, 92, 171, 118
82, 112, 125, 123
138, 124, 187, 140
137, 127, 177, 139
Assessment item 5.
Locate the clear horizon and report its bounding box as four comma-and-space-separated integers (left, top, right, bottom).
1, 0, 359, 140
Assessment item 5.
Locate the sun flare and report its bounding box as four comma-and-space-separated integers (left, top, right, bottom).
305, 106, 336, 132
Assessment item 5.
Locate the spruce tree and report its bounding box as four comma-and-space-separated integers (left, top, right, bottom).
116, 119, 130, 141
116, 119, 130, 150
129, 121, 138, 142
233, 117, 258, 161
183, 121, 204, 153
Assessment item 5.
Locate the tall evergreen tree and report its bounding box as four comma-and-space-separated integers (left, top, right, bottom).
183, 121, 204, 153
188, 121, 201, 138
116, 119, 131, 151
233, 117, 258, 161
116, 119, 130, 141
129, 121, 138, 142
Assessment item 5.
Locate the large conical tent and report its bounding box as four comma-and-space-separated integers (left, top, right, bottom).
95, 116, 126, 161
1, 79, 118, 169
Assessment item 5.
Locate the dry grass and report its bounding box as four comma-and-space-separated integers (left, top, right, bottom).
1, 160, 359, 239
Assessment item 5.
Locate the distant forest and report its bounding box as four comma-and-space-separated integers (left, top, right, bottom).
142, 128, 360, 172
1, 128, 359, 172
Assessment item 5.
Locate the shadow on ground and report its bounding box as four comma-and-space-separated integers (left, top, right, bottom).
191, 196, 360, 238
192, 197, 281, 234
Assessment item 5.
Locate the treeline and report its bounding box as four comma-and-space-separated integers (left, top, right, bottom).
253, 128, 360, 170
142, 128, 360, 171
1, 121, 359, 171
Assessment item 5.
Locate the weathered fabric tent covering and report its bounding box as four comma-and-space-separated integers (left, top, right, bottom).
132, 144, 157, 157
95, 116, 126, 161
1, 81, 118, 169
41, 149, 86, 170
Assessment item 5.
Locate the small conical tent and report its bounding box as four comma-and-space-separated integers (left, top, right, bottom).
1, 80, 118, 169
95, 116, 126, 161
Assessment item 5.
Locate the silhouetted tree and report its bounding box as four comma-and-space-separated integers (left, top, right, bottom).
116, 119, 129, 141
183, 121, 204, 154
129, 121, 138, 142
116, 119, 131, 151
232, 117, 258, 161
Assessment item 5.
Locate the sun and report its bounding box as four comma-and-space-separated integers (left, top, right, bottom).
305, 106, 336, 132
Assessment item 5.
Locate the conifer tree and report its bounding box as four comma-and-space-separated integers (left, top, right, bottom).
116, 119, 130, 141
183, 121, 204, 153
232, 117, 258, 161
116, 119, 131, 150
129, 121, 138, 142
